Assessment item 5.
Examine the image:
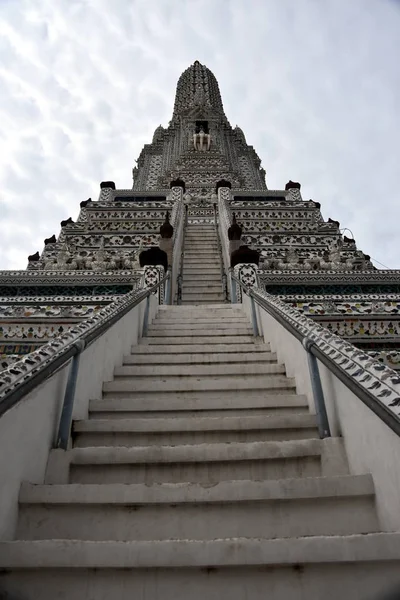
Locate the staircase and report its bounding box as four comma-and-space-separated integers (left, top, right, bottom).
181, 223, 225, 304
2, 305, 400, 599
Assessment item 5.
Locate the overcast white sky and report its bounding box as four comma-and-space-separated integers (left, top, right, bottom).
0, 0, 399, 270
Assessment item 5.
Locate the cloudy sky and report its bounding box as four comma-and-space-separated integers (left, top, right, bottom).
0, 0, 399, 269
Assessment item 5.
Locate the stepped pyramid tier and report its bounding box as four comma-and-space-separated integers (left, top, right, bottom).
2, 61, 400, 599
1, 59, 400, 369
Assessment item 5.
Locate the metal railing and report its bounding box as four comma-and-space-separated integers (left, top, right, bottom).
231, 271, 400, 439
0, 272, 170, 447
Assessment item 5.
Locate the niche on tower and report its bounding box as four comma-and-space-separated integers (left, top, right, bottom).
193, 120, 211, 151
195, 120, 209, 134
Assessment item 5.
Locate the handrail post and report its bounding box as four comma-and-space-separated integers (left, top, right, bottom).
142, 294, 151, 337
164, 268, 172, 305
250, 294, 259, 337
177, 274, 182, 305
303, 337, 331, 438
56, 339, 85, 450
230, 270, 237, 304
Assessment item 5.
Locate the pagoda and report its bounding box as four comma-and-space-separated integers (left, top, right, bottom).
1, 60, 399, 370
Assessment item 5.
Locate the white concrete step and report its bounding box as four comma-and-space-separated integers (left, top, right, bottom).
72, 414, 318, 446
149, 321, 250, 331
186, 227, 215, 231
103, 374, 295, 394
67, 439, 326, 484
183, 258, 219, 263
182, 292, 224, 302
181, 286, 223, 294
182, 300, 227, 305
114, 363, 285, 377
182, 273, 222, 279
146, 326, 251, 336
185, 234, 217, 239
124, 351, 277, 364
157, 303, 236, 316
184, 247, 219, 252
181, 295, 226, 303
185, 236, 217, 241
153, 316, 248, 324
2, 534, 400, 599
183, 263, 219, 269
181, 276, 222, 282
184, 250, 219, 255
17, 475, 377, 541
90, 392, 309, 418
139, 335, 256, 345
130, 343, 272, 353
185, 242, 218, 246
183, 267, 221, 272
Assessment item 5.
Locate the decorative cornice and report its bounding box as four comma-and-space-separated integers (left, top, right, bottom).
258, 270, 400, 284
0, 267, 163, 401
252, 287, 400, 417
0, 271, 143, 286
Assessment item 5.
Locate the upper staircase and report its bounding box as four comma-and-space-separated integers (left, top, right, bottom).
181, 223, 225, 304
1, 304, 400, 599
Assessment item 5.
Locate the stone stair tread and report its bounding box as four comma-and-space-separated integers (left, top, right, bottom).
158, 304, 234, 310
90, 393, 308, 412
19, 474, 373, 505
103, 374, 295, 393
123, 351, 277, 364
145, 328, 252, 337
74, 414, 317, 433
114, 364, 285, 377
179, 279, 222, 285
67, 438, 324, 464
3, 533, 400, 569
152, 318, 249, 324
130, 343, 272, 353
139, 335, 258, 345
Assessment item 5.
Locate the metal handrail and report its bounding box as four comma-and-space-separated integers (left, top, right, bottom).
213, 203, 228, 301
0, 272, 170, 421
232, 272, 400, 438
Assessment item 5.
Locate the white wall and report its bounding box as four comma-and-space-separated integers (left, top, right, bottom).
0, 293, 158, 540
255, 300, 400, 532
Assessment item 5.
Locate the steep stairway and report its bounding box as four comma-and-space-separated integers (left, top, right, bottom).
1, 305, 400, 599
181, 223, 225, 304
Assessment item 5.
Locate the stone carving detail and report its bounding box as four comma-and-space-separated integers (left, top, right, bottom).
44, 243, 77, 271
234, 263, 258, 289
287, 300, 400, 316
366, 350, 400, 370
193, 126, 211, 151
144, 265, 165, 302
0, 323, 75, 341
0, 304, 105, 319
146, 155, 162, 189
0, 284, 163, 399
91, 238, 115, 272
253, 287, 400, 417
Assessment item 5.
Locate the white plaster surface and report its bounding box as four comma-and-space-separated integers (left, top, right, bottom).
256, 297, 400, 531
0, 293, 157, 540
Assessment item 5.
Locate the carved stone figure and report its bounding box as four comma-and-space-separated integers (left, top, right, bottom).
91, 239, 114, 272
193, 125, 211, 151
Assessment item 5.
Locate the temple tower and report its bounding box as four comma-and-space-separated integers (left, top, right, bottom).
1, 61, 400, 600
1, 60, 399, 369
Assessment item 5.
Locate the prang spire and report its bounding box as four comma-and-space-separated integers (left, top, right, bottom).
172, 60, 228, 122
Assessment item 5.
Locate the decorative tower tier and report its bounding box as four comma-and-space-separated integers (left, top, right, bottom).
1, 61, 400, 370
